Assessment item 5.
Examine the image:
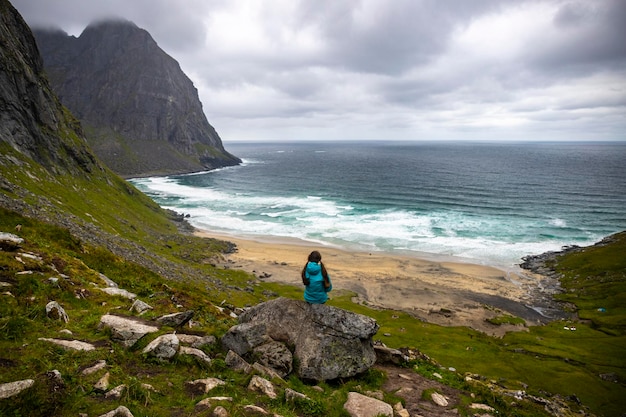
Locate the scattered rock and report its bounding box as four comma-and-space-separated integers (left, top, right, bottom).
247, 375, 277, 399
104, 384, 127, 399
212, 405, 229, 417
177, 333, 216, 348
284, 388, 309, 402
0, 232, 24, 250
99, 287, 137, 299
242, 404, 268, 415
38, 337, 96, 351
179, 345, 211, 364
431, 392, 448, 407
156, 310, 194, 327
98, 273, 118, 288
185, 377, 226, 395
99, 314, 159, 347
94, 372, 110, 392
225, 349, 253, 374
0, 379, 34, 399
97, 405, 134, 417
142, 333, 179, 360
45, 301, 69, 323
129, 299, 153, 315
374, 345, 408, 365
343, 392, 393, 417
470, 403, 495, 412
82, 360, 107, 375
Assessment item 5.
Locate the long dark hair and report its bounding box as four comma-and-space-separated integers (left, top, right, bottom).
301, 250, 330, 286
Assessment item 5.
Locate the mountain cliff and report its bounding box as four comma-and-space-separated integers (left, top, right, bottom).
32, 20, 240, 177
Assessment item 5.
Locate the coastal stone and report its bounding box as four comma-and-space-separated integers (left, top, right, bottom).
0, 379, 34, 399
343, 392, 393, 417
38, 337, 96, 351
179, 345, 211, 364
185, 378, 226, 395
247, 375, 277, 399
99, 314, 159, 347
142, 333, 179, 360
156, 310, 194, 327
45, 301, 69, 323
98, 405, 134, 417
99, 287, 137, 299
222, 297, 379, 381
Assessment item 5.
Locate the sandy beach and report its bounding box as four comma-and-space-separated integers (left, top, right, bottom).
196, 230, 557, 336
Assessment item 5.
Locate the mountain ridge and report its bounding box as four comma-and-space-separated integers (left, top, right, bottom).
32, 19, 240, 177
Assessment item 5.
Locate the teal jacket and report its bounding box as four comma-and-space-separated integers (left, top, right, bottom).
303, 262, 332, 304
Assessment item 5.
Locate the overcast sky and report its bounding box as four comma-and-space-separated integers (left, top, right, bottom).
11, 0, 626, 142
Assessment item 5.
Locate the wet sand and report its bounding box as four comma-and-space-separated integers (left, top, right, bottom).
197, 231, 555, 336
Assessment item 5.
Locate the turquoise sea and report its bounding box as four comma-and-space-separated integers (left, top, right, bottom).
130, 141, 626, 268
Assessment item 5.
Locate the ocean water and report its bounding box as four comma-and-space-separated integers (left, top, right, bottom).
130, 141, 626, 268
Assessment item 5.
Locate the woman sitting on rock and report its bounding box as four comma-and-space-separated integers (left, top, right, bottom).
301, 250, 332, 304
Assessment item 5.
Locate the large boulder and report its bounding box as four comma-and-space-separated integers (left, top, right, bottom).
221, 298, 379, 381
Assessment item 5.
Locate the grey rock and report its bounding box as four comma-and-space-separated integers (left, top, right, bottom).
222, 297, 379, 381
0, 379, 34, 399
242, 405, 268, 416
105, 384, 127, 399
45, 301, 69, 323
98, 406, 134, 417
343, 392, 393, 417
252, 341, 293, 377
82, 360, 107, 375
221, 322, 271, 356
130, 299, 153, 315
285, 388, 309, 402
185, 377, 226, 395
33, 21, 241, 178
212, 405, 229, 417
0, 232, 24, 251
247, 375, 277, 399
179, 346, 211, 364
99, 287, 137, 300
225, 349, 252, 374
99, 314, 159, 347
38, 337, 95, 351
142, 333, 179, 360
177, 333, 216, 348
156, 310, 194, 327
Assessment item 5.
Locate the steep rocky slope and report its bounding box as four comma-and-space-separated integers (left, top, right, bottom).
33, 19, 240, 177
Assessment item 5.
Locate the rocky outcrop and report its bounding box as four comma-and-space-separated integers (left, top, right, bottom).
0, 0, 100, 176
221, 297, 379, 381
32, 20, 241, 177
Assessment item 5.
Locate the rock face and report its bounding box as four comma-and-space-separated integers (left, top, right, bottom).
222, 297, 379, 381
33, 20, 240, 177
0, 0, 100, 177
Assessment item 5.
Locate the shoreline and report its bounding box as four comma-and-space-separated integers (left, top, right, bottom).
196, 229, 562, 336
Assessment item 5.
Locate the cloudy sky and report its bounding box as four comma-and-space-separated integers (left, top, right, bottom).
11, 0, 626, 142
